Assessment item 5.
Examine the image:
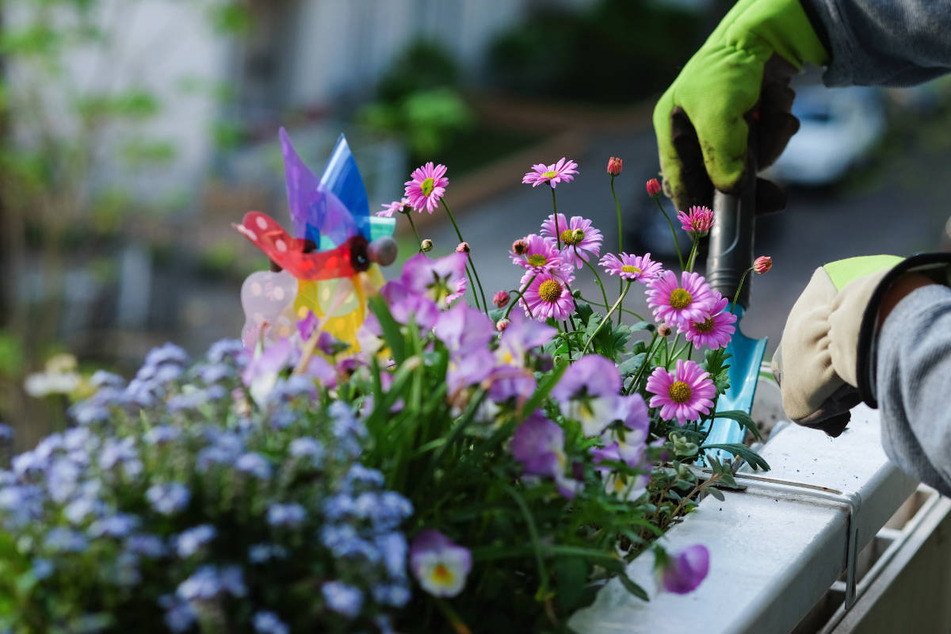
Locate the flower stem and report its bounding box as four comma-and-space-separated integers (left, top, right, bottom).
504, 275, 536, 320
653, 197, 684, 271
405, 212, 424, 252
666, 333, 680, 369
730, 267, 755, 313
562, 320, 574, 360
611, 175, 625, 304
551, 188, 562, 250
629, 331, 661, 393
582, 280, 631, 355
434, 599, 473, 634
686, 238, 700, 273
466, 260, 484, 312
440, 199, 489, 312
578, 250, 610, 313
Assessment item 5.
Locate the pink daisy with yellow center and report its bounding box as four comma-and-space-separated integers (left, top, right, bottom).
404, 162, 448, 214
679, 295, 736, 350
540, 213, 603, 268
646, 270, 716, 327
522, 157, 579, 189
599, 252, 663, 284
510, 233, 566, 273
645, 359, 716, 425
519, 269, 575, 321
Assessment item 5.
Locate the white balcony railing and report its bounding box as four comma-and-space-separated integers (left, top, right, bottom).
570, 400, 933, 633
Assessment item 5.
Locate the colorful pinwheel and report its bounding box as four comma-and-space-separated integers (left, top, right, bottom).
235, 128, 396, 350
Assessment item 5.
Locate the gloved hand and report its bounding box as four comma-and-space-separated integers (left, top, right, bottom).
772, 254, 951, 437
653, 0, 828, 213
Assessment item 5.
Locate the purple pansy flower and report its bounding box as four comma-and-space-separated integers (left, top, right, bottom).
551, 355, 624, 436
510, 411, 581, 498
658, 544, 710, 594
409, 529, 472, 598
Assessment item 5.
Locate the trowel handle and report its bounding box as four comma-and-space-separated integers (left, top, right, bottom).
705, 179, 757, 309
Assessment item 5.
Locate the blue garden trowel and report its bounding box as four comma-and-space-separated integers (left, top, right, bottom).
703, 178, 768, 454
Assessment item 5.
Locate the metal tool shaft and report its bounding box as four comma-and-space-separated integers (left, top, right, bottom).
706, 184, 757, 308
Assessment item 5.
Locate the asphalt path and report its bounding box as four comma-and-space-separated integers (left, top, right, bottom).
423, 124, 950, 358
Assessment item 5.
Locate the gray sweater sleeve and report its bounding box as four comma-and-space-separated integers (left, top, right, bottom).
876, 284, 951, 496
801, 0, 951, 87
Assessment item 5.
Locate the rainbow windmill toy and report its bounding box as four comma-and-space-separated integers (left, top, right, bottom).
234, 128, 397, 350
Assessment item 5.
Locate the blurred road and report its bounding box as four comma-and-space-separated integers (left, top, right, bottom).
424, 124, 950, 357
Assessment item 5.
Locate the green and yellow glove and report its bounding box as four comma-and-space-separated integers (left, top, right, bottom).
771, 254, 951, 437
653, 0, 828, 212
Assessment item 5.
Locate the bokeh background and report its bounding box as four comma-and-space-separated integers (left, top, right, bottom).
3, 0, 951, 452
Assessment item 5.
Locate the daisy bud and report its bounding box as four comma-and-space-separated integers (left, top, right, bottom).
420, 239, 434, 253
493, 291, 510, 308
646, 178, 662, 198
456, 242, 470, 254
512, 238, 528, 256
658, 324, 672, 338
754, 256, 772, 274
607, 156, 623, 176
496, 318, 510, 332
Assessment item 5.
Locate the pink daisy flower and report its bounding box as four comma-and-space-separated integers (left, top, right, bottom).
522, 157, 579, 189
404, 162, 449, 214
646, 270, 717, 327
540, 214, 603, 268
678, 296, 736, 350
645, 359, 716, 425
519, 269, 575, 321
679, 295, 736, 350
510, 233, 566, 273
377, 198, 409, 218
599, 252, 663, 284
677, 205, 714, 238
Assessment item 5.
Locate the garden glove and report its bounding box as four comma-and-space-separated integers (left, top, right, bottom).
653, 0, 828, 213
771, 254, 951, 437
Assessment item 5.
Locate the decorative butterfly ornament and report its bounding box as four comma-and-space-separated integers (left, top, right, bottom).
235, 128, 397, 350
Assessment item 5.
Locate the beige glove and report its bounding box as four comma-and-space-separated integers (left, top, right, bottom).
772, 254, 951, 437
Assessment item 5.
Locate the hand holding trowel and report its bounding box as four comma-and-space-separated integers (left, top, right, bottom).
651, 0, 829, 444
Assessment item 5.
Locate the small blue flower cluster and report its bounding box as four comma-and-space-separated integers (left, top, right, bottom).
0, 339, 414, 633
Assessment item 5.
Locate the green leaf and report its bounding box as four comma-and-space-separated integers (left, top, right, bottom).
554, 556, 588, 611
701, 443, 770, 472
712, 410, 762, 441
616, 572, 649, 601
617, 352, 646, 377
519, 356, 568, 420
367, 294, 406, 364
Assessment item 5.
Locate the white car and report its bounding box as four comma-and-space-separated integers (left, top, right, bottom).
764, 85, 887, 187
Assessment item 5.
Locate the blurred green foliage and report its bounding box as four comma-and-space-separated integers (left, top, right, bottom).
487, 0, 705, 104
0, 0, 248, 442
0, 333, 25, 381
358, 40, 475, 162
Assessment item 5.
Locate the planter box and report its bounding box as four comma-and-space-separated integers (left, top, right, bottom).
570, 401, 924, 633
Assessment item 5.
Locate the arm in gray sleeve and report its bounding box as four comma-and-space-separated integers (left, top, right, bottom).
801, 0, 951, 87
876, 284, 951, 496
